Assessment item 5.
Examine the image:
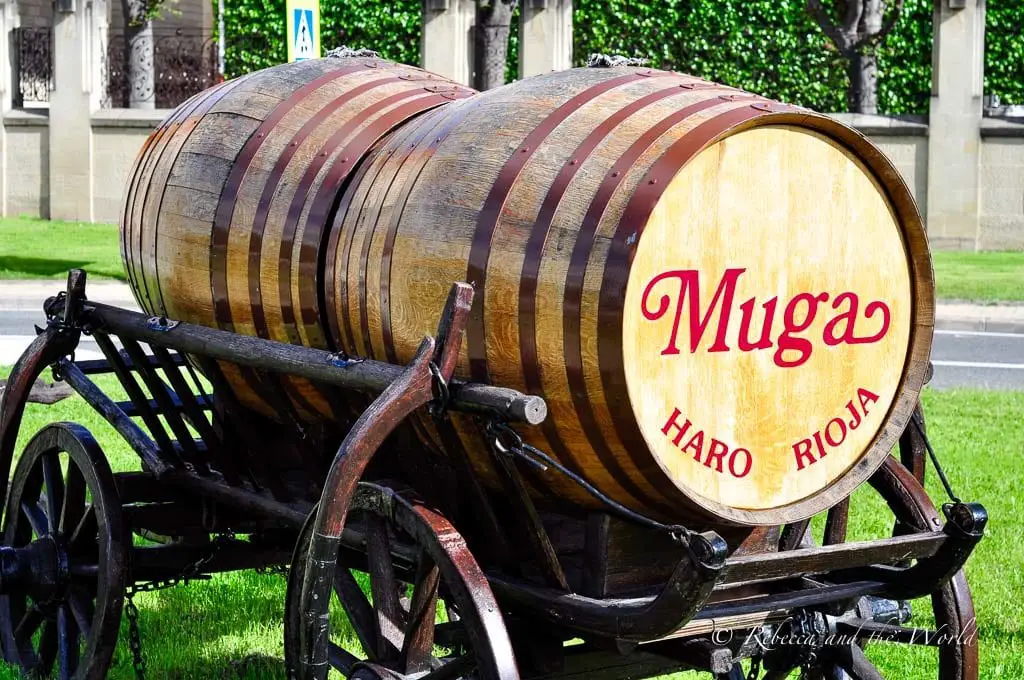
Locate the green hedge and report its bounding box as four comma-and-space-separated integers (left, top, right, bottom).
985, 0, 1024, 106
222, 0, 1023, 112
222, 0, 420, 78
572, 0, 932, 114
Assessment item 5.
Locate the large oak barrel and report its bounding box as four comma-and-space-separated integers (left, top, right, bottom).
122, 61, 933, 526
120, 55, 473, 420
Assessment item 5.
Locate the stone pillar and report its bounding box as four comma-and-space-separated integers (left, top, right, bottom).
519, 0, 572, 79
926, 0, 986, 250
421, 0, 475, 86
49, 0, 103, 220
0, 1, 17, 215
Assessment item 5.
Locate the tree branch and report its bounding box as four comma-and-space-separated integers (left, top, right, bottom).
842, 0, 866, 36
806, 0, 847, 51
870, 0, 906, 46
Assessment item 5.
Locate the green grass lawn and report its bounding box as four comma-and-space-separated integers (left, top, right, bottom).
0, 217, 125, 281
932, 251, 1024, 303
0, 365, 1020, 678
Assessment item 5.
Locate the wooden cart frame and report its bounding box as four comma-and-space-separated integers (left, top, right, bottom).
0, 270, 986, 680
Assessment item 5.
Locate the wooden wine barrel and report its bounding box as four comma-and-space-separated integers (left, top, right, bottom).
120, 56, 474, 420
123, 61, 933, 526
323, 66, 933, 525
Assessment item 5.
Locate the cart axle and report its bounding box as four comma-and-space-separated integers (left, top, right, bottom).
0, 535, 68, 599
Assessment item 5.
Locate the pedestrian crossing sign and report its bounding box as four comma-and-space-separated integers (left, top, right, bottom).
286, 0, 320, 62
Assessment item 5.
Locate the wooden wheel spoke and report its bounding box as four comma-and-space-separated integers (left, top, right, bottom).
57, 605, 80, 679
417, 653, 476, 680
40, 452, 64, 525
403, 550, 441, 674
832, 643, 885, 680
68, 590, 94, 641
824, 497, 850, 546
333, 567, 381, 660
366, 513, 405, 659
59, 461, 87, 536
69, 505, 97, 548
327, 641, 358, 675
14, 603, 45, 643
2, 424, 127, 680
22, 499, 49, 537
37, 617, 58, 671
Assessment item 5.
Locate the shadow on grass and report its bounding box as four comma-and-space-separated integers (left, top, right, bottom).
0, 255, 93, 277
108, 573, 293, 679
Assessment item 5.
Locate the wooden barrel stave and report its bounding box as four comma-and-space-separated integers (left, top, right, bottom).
121, 57, 474, 421
323, 67, 931, 525
123, 61, 932, 526
333, 71, 750, 517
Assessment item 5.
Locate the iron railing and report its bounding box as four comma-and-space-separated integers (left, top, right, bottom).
11, 26, 53, 105
103, 28, 219, 108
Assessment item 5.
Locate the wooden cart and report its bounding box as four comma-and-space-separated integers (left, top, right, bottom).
0, 270, 986, 680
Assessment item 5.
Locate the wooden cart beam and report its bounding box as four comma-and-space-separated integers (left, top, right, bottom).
82, 300, 546, 425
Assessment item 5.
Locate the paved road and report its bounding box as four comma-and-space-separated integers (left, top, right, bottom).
1, 306, 1022, 390
931, 329, 1024, 390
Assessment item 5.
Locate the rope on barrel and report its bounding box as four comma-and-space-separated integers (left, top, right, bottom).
485, 421, 697, 547
586, 53, 649, 68
325, 45, 381, 59
909, 409, 962, 504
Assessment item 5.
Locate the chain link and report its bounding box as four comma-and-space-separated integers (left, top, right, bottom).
122, 532, 239, 679
124, 594, 146, 678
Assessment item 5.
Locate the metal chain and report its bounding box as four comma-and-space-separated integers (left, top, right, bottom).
486, 420, 699, 547
123, 532, 238, 679
910, 409, 962, 503
124, 593, 146, 678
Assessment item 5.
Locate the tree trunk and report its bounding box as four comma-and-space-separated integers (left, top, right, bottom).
123, 0, 155, 109
847, 51, 878, 114
474, 0, 515, 91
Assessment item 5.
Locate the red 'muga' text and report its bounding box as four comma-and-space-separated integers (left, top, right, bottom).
640, 268, 891, 368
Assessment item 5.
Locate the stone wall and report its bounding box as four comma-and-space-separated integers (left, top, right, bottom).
979, 120, 1024, 250
91, 110, 161, 221
3, 109, 48, 217
4, 106, 1024, 253
1, 108, 164, 222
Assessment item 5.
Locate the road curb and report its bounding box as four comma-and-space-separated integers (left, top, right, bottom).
935, 303, 1024, 335
936, 317, 1024, 334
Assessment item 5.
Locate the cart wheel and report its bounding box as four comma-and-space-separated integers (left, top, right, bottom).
766, 457, 977, 680
0, 423, 127, 679
285, 482, 518, 680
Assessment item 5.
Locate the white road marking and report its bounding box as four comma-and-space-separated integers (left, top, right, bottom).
935, 329, 1024, 339
0, 336, 103, 366
931, 360, 1024, 370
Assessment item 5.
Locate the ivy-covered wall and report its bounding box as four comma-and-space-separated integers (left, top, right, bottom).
571, 0, 932, 114
985, 0, 1024, 106
222, 0, 421, 78
221, 0, 1023, 111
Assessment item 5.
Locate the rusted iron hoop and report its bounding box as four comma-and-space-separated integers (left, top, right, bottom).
284, 483, 518, 680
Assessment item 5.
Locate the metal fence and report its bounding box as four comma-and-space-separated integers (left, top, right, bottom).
102, 28, 219, 108
11, 26, 52, 105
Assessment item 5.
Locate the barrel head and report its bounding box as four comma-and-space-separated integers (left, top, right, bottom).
622, 124, 918, 520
